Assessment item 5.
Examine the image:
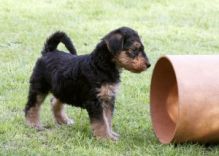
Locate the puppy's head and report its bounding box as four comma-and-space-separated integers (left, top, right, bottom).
104, 27, 151, 73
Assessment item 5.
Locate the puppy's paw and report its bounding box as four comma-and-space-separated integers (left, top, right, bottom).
26, 119, 44, 130
94, 132, 119, 141
65, 118, 74, 125
56, 117, 74, 125
96, 134, 119, 141
112, 131, 120, 138
109, 133, 119, 141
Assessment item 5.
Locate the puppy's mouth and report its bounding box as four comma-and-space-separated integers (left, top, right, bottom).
127, 63, 148, 73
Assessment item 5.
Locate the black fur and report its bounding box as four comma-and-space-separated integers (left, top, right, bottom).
42, 31, 77, 55
24, 27, 150, 138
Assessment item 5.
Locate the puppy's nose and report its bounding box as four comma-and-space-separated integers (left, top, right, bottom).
146, 62, 151, 68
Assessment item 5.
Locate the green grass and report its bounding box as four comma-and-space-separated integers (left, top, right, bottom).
0, 0, 219, 155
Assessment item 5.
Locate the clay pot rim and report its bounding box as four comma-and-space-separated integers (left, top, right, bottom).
150, 55, 181, 144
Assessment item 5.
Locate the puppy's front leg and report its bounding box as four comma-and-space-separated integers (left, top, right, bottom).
104, 103, 120, 138
86, 101, 118, 141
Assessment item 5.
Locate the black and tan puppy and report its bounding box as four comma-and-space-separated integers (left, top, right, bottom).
24, 27, 151, 140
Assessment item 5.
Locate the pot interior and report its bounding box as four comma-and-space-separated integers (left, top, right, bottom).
150, 57, 179, 144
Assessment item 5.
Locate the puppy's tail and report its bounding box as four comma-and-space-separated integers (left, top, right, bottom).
41, 31, 77, 55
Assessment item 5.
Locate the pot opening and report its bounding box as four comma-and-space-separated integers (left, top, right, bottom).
150, 57, 178, 144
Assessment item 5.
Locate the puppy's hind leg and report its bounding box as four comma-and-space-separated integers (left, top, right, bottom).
24, 89, 46, 130
51, 97, 74, 125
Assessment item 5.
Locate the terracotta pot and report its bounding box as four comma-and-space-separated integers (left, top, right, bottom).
150, 55, 219, 144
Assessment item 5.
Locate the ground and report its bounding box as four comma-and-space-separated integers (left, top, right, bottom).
0, 0, 219, 155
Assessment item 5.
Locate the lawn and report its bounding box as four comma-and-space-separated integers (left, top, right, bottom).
0, 0, 219, 155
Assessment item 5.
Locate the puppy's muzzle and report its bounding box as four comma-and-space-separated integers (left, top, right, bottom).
131, 59, 151, 73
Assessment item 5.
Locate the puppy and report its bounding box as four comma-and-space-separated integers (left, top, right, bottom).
24, 27, 151, 140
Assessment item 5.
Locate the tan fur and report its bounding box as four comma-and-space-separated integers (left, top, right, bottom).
115, 52, 146, 73
91, 110, 118, 140
25, 95, 44, 129
51, 98, 74, 125
91, 119, 108, 139
132, 53, 147, 71
97, 83, 119, 103
104, 107, 120, 137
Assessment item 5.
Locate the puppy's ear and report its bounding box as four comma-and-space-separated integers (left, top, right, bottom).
104, 33, 124, 54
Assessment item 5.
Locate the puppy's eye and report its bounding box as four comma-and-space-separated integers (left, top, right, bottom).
128, 49, 132, 53
126, 49, 136, 58
128, 48, 135, 53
